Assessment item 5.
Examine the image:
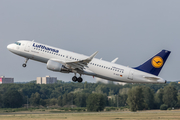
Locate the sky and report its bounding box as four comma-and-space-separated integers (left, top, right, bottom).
0, 0, 180, 82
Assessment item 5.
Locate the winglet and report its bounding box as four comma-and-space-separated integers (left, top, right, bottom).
111, 57, 118, 63
88, 51, 98, 60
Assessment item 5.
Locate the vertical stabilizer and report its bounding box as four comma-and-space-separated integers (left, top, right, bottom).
134, 50, 171, 76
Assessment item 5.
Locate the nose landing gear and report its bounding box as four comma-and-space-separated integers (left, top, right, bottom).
22, 58, 29, 68
22, 64, 27, 67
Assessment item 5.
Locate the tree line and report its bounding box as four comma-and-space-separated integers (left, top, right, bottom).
0, 81, 180, 111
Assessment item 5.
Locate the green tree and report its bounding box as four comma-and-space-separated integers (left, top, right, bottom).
109, 89, 114, 96
108, 97, 115, 107
49, 98, 58, 106
84, 81, 87, 89
39, 99, 46, 106
58, 96, 62, 106
30, 92, 40, 106
119, 88, 129, 95
154, 88, 164, 109
142, 87, 154, 109
118, 94, 128, 107
21, 83, 41, 98
61, 93, 74, 106
160, 104, 168, 110
3, 90, 23, 108
177, 95, 180, 108
0, 94, 2, 107
74, 93, 87, 107
86, 93, 106, 111
95, 85, 105, 94
127, 86, 144, 111
163, 86, 178, 108
62, 94, 67, 106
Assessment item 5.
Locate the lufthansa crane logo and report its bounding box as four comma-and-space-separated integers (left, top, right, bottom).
152, 56, 164, 68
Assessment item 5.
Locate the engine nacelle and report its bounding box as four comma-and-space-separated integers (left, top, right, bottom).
47, 60, 70, 73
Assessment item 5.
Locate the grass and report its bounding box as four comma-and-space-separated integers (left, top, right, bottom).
0, 110, 180, 120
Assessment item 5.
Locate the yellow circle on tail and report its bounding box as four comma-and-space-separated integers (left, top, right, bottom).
152, 56, 164, 68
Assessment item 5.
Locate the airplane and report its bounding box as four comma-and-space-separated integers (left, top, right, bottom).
7, 40, 171, 84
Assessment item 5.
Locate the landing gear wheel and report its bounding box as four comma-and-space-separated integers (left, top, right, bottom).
22, 64, 27, 67
72, 76, 77, 82
22, 58, 29, 68
77, 77, 83, 83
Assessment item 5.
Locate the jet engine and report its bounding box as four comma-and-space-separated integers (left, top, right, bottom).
47, 60, 70, 73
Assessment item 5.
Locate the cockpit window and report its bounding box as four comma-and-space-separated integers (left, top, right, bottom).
15, 42, 21, 46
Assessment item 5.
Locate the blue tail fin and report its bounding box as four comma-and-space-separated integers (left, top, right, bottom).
134, 50, 171, 76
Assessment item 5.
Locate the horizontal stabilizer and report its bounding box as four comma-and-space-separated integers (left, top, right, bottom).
143, 76, 160, 81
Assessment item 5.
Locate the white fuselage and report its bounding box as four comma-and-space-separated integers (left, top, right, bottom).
7, 40, 166, 83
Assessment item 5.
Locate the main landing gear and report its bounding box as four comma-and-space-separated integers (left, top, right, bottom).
72, 74, 83, 83
22, 58, 29, 67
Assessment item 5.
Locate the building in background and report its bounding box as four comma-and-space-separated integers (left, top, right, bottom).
37, 76, 57, 84
0, 76, 14, 84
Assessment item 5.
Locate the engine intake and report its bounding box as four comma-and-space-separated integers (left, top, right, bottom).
47, 60, 70, 73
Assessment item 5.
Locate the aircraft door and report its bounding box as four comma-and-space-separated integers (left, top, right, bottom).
24, 42, 32, 52
128, 69, 133, 80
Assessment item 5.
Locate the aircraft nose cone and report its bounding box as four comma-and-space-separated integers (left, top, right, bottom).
7, 44, 13, 51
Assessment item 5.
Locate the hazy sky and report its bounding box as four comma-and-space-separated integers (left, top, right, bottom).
0, 0, 180, 82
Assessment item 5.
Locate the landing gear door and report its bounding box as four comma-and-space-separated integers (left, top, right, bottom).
128, 69, 133, 80
24, 42, 32, 52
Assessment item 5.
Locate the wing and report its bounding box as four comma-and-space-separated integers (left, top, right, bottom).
51, 51, 98, 71
66, 51, 98, 71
